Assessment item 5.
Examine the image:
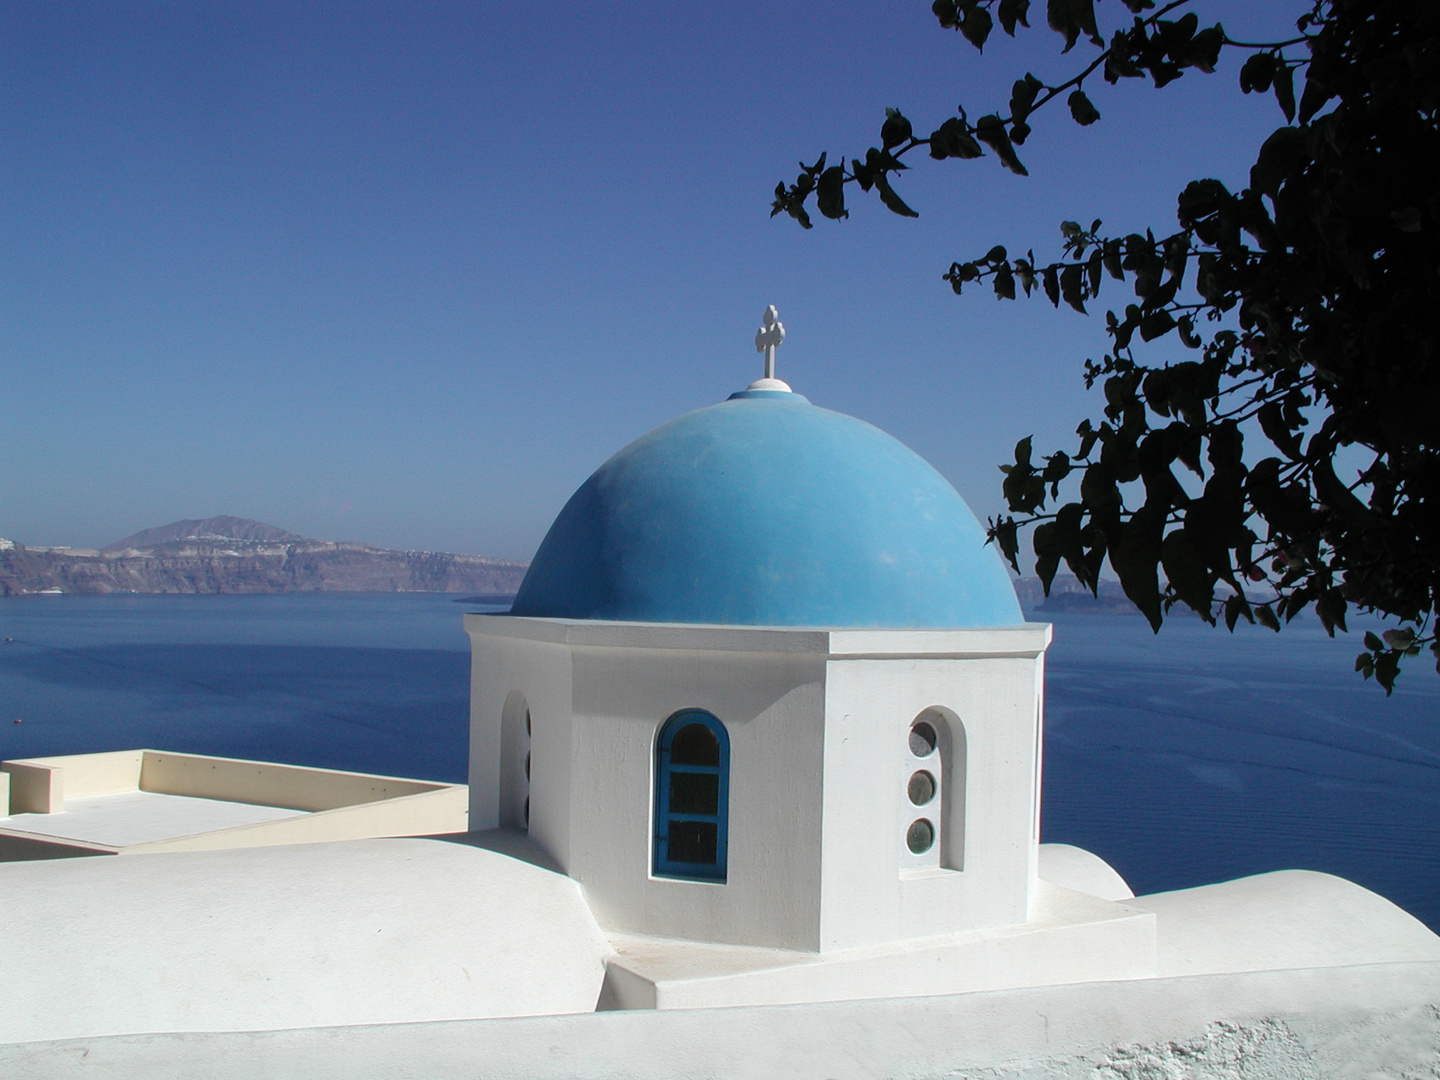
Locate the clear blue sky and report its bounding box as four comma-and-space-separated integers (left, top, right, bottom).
2, 1, 1302, 559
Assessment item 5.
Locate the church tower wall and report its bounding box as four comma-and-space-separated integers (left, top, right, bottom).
466, 616, 1050, 953
818, 646, 1046, 950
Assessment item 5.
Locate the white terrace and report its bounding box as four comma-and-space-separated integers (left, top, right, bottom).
0, 749, 467, 859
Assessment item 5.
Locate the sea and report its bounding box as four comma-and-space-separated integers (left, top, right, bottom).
1, 593, 1436, 931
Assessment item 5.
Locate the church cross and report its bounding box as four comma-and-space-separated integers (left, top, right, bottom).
754, 305, 786, 381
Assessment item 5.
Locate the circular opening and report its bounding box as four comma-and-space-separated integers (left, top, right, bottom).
907, 769, 936, 806
906, 818, 935, 854
909, 721, 937, 757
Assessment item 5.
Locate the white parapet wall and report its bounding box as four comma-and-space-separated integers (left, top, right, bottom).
3, 960, 1438, 1079
4, 760, 67, 814
0, 750, 468, 858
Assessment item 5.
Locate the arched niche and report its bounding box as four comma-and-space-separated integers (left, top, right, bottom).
499, 689, 531, 829
902, 706, 967, 871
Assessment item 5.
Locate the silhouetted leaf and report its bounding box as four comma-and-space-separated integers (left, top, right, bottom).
1162, 529, 1217, 621
1298, 74, 1333, 123
881, 109, 913, 149
928, 117, 984, 159
1010, 74, 1044, 123
1047, 0, 1099, 52
975, 114, 1028, 174
1138, 310, 1175, 340
1033, 520, 1062, 591
998, 0, 1031, 36
1068, 89, 1101, 125
1392, 207, 1423, 233
1060, 263, 1087, 312
1015, 435, 1035, 469
1374, 650, 1400, 694
1102, 240, 1123, 280
1223, 594, 1254, 630
1256, 401, 1303, 459
1189, 25, 1224, 73
874, 173, 919, 217
1315, 590, 1347, 636
1273, 63, 1295, 121
1041, 449, 1071, 495
1383, 628, 1416, 650
1111, 507, 1164, 631
989, 514, 1022, 572
1240, 52, 1274, 94
816, 166, 847, 220
1250, 127, 1305, 198
961, 5, 993, 50
1042, 264, 1060, 306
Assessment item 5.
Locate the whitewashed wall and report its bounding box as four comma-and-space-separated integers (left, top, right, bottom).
466, 616, 1050, 951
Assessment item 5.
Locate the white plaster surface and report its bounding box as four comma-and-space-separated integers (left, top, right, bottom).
468, 614, 1052, 655
1038, 841, 1135, 900
593, 867, 1440, 1012
0, 836, 611, 1043
4, 963, 1436, 1079
466, 616, 1051, 951
0, 790, 303, 848
601, 879, 1155, 1009
1131, 868, 1440, 975
1, 831, 1437, 1067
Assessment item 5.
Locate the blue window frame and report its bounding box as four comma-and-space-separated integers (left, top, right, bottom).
653, 709, 729, 882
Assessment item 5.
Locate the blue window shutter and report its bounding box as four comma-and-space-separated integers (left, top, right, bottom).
653, 710, 729, 882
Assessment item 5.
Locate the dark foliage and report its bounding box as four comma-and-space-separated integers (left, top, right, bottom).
773, 0, 1439, 692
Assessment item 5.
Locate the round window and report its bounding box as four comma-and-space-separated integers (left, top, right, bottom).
907, 769, 936, 806
909, 720, 937, 757
906, 818, 935, 854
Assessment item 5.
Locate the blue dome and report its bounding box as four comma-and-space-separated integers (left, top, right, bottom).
510, 388, 1023, 628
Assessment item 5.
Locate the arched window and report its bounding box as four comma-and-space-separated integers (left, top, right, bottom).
653, 709, 729, 882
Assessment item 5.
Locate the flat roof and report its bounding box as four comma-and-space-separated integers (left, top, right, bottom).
0, 790, 303, 848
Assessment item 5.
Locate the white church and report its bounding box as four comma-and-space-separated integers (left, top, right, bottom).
2, 310, 1437, 1078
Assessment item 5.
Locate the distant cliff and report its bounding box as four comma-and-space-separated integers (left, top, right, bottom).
0, 517, 1147, 610
0, 517, 528, 597
1012, 574, 1142, 616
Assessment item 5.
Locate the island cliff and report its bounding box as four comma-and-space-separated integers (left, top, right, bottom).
0, 517, 527, 597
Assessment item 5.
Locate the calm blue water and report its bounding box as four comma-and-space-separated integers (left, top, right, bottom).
1, 594, 1436, 930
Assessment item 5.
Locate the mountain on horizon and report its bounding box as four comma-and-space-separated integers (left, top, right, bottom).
103, 516, 310, 552
3, 516, 527, 597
